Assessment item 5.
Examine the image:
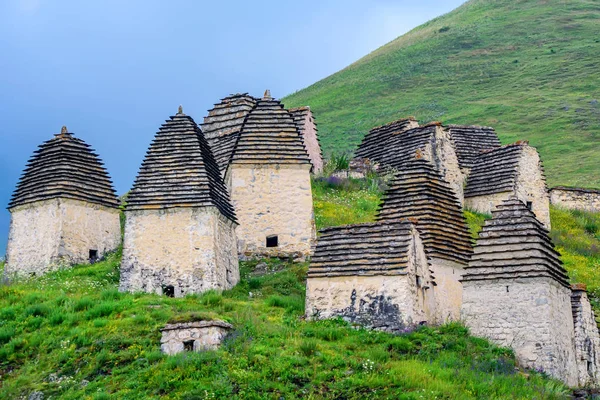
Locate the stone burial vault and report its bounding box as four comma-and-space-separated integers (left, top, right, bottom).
202, 90, 316, 259
461, 197, 600, 387
160, 320, 233, 355
4, 126, 121, 278
464, 141, 551, 229
119, 106, 239, 297
306, 156, 473, 330
355, 119, 464, 204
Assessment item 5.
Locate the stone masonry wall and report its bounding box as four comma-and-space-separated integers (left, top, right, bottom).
5, 198, 120, 278
306, 232, 435, 331
572, 288, 600, 388
462, 278, 578, 386
422, 126, 464, 204
550, 188, 600, 213
514, 145, 551, 229
120, 207, 238, 297
465, 191, 512, 217
429, 258, 465, 325
228, 164, 315, 258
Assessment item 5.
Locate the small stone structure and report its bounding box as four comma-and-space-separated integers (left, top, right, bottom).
376, 157, 473, 323
464, 142, 551, 229
354, 119, 464, 203
289, 106, 324, 174
120, 107, 239, 297
550, 186, 600, 213
160, 320, 233, 355
571, 284, 600, 387
4, 127, 121, 278
461, 198, 578, 386
306, 221, 435, 331
204, 91, 316, 258
446, 124, 500, 176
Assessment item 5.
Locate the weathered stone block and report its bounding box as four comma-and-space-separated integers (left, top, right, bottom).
159, 321, 233, 355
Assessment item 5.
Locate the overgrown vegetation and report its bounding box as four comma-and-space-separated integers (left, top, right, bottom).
0, 255, 569, 399
283, 0, 600, 188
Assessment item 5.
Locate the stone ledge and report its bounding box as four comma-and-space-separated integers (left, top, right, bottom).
160, 320, 233, 332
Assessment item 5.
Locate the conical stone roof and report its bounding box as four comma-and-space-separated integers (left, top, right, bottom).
376, 157, 472, 264
447, 125, 500, 170
231, 92, 311, 166
126, 109, 236, 222
308, 221, 418, 278
464, 143, 536, 198
9, 127, 119, 209
462, 197, 569, 287
355, 117, 419, 162
202, 93, 257, 171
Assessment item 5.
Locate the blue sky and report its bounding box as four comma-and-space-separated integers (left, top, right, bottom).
0, 0, 465, 256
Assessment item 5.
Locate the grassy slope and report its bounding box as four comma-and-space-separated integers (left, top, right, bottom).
283, 0, 600, 188
1, 179, 586, 399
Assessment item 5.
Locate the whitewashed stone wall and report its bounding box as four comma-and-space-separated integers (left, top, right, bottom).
514, 145, 551, 229
423, 126, 464, 204
4, 198, 121, 278
306, 232, 435, 331
160, 321, 233, 355
571, 287, 600, 388
120, 207, 238, 297
429, 258, 464, 325
550, 188, 600, 213
228, 164, 315, 258
462, 278, 578, 386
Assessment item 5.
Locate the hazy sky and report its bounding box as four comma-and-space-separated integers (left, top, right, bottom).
0, 0, 465, 255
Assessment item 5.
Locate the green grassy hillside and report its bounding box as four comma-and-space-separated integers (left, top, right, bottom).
1, 177, 599, 398
283, 0, 600, 188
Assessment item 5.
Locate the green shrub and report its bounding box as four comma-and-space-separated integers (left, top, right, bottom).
299, 339, 318, 357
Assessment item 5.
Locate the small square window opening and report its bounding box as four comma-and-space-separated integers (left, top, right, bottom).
266, 235, 278, 248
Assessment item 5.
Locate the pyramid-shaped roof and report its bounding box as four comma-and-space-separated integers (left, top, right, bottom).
125, 109, 236, 222
231, 92, 311, 166
308, 221, 418, 278
9, 127, 119, 209
202, 93, 257, 171
462, 197, 569, 287
447, 125, 500, 170
464, 143, 535, 198
376, 157, 472, 264
289, 106, 323, 155
355, 117, 419, 162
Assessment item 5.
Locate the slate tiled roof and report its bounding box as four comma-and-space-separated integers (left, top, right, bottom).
355, 117, 418, 162
231, 93, 311, 166
289, 106, 323, 157
464, 143, 525, 198
126, 109, 236, 222
202, 93, 257, 171
9, 127, 119, 209
462, 197, 569, 287
447, 125, 500, 169
307, 221, 416, 278
376, 157, 473, 264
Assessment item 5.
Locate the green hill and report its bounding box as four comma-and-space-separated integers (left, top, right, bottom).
283, 0, 600, 188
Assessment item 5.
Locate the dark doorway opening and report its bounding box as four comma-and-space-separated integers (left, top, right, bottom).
89, 249, 98, 263
163, 285, 175, 298
266, 235, 278, 248
183, 340, 194, 352
526, 201, 533, 211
